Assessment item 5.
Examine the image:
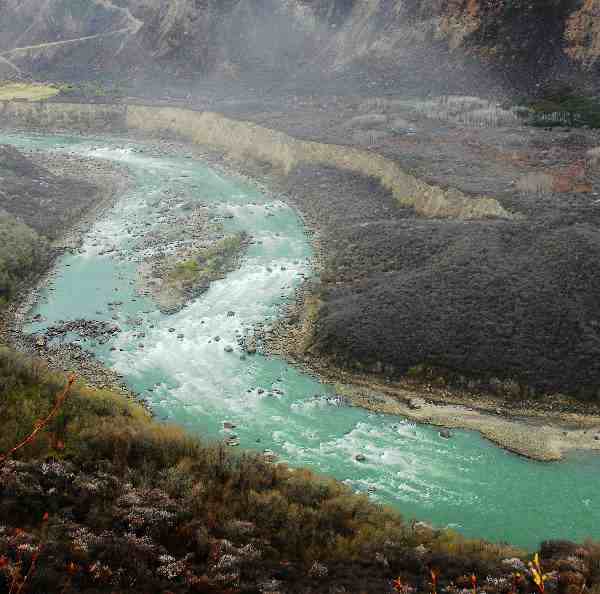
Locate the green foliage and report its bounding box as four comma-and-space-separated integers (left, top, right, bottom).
0, 216, 49, 306
0, 83, 59, 102
0, 347, 521, 567
171, 258, 200, 281
168, 233, 246, 284
58, 80, 126, 99
524, 85, 600, 128
0, 346, 149, 460
6, 347, 600, 593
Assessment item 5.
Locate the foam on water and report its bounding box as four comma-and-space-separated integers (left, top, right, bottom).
3, 131, 600, 549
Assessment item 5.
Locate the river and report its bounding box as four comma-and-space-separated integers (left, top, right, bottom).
4, 131, 599, 550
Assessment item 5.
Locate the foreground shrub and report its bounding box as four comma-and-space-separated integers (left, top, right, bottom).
1, 347, 600, 593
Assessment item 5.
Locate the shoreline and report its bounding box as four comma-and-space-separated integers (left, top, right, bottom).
126, 133, 600, 463
206, 155, 600, 464
264, 285, 600, 462
2, 147, 141, 401
3, 128, 600, 462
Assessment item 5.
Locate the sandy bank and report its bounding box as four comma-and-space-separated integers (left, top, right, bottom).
133, 137, 600, 464
264, 290, 600, 462
337, 379, 600, 462
0, 100, 514, 221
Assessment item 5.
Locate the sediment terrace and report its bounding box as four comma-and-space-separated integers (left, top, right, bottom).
0, 100, 512, 220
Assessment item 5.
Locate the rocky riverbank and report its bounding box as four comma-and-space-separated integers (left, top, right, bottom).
3, 138, 254, 401
172, 141, 600, 463
138, 229, 250, 315
118, 134, 600, 463
262, 284, 600, 462
6, 130, 600, 463
2, 149, 138, 397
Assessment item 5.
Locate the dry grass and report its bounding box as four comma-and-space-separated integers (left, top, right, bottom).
516, 172, 555, 194
0, 82, 59, 102
359, 95, 524, 128
407, 96, 522, 128
3, 347, 600, 593
0, 375, 75, 465
587, 147, 600, 171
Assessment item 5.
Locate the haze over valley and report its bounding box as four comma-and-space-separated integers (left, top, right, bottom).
2, 2, 600, 593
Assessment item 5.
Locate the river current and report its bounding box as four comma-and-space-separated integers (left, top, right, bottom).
4, 132, 599, 550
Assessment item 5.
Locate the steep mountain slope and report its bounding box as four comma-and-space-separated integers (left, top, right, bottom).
0, 0, 599, 91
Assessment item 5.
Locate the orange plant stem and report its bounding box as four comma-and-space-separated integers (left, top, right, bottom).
0, 374, 76, 465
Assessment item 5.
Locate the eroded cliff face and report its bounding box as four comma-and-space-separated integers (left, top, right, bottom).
328, 0, 581, 82
0, 0, 599, 89
122, 0, 600, 86
0, 0, 124, 49
565, 0, 600, 66
0, 0, 337, 80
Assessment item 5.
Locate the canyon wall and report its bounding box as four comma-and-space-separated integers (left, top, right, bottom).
0, 0, 599, 91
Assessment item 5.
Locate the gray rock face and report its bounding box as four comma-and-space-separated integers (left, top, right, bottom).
1, 0, 596, 91
408, 398, 423, 411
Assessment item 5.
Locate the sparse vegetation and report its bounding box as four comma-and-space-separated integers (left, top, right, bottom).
166, 233, 247, 286
58, 81, 126, 100
378, 96, 523, 128
0, 144, 111, 309
523, 84, 600, 129
0, 82, 59, 102
360, 91, 600, 130
275, 161, 600, 401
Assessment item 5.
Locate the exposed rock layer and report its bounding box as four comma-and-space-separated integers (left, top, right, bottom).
0, 0, 599, 90
0, 100, 512, 220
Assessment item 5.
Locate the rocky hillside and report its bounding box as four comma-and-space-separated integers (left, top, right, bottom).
0, 0, 599, 93
0, 145, 97, 238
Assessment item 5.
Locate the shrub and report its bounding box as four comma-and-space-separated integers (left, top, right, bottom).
3, 348, 600, 593
0, 216, 49, 306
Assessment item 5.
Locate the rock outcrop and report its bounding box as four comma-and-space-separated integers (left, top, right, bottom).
0, 0, 599, 91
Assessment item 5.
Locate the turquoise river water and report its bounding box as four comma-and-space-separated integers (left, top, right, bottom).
3, 132, 599, 550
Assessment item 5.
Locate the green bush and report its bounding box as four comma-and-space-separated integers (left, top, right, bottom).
167, 232, 246, 284
525, 85, 600, 128
0, 216, 49, 306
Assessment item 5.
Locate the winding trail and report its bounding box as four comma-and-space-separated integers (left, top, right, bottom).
0, 0, 143, 61
0, 29, 132, 58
